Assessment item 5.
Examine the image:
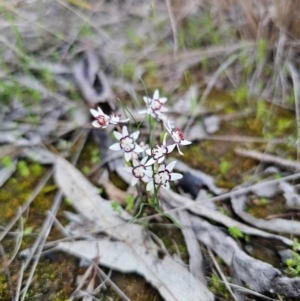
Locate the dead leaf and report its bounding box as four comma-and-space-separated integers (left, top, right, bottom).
73, 52, 117, 111
191, 216, 300, 297
231, 193, 300, 234
280, 181, 300, 210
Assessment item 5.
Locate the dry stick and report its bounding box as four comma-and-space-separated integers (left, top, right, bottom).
234, 148, 300, 172
0, 244, 14, 301
8, 208, 23, 265
287, 61, 300, 161
205, 135, 286, 144
205, 277, 277, 301
265, 212, 300, 220
94, 269, 111, 293
207, 248, 239, 301
184, 53, 239, 134
0, 169, 53, 242
15, 263, 25, 301
47, 211, 70, 237
165, 0, 178, 54
138, 171, 300, 221
95, 265, 131, 301
20, 130, 89, 301
70, 264, 94, 301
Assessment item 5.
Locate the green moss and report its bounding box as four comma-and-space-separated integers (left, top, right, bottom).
0, 160, 77, 299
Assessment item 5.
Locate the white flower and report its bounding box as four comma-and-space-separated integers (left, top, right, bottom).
109, 126, 144, 161
164, 121, 191, 155
124, 157, 153, 186
139, 89, 168, 119
90, 107, 110, 128
109, 113, 130, 124
146, 161, 182, 191
90, 107, 130, 128
146, 133, 175, 165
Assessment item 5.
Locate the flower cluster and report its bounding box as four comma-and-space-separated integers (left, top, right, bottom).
91, 90, 192, 191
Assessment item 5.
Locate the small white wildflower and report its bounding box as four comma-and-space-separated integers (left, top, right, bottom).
139, 89, 168, 119
146, 133, 175, 165
90, 107, 110, 128
146, 161, 182, 191
109, 113, 130, 124
164, 121, 191, 155
124, 157, 153, 186
109, 126, 143, 162
90, 107, 130, 128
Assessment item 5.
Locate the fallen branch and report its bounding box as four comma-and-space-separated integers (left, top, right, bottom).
235, 148, 300, 172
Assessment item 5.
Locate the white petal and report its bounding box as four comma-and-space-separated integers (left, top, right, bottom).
160, 107, 168, 112
131, 177, 139, 186
162, 181, 170, 190
134, 144, 144, 153
124, 152, 131, 162
160, 97, 167, 103
131, 152, 138, 160
109, 143, 121, 151
143, 96, 151, 105
146, 181, 154, 191
124, 167, 133, 173
120, 118, 130, 123
145, 149, 152, 156
132, 159, 139, 167
170, 173, 183, 181
122, 126, 128, 136
113, 131, 122, 140
158, 156, 165, 164
131, 131, 140, 140
140, 156, 148, 165
90, 109, 99, 117
158, 164, 165, 172
144, 169, 153, 177
146, 158, 156, 166
109, 116, 118, 124
167, 144, 176, 153
181, 140, 192, 145
166, 161, 176, 172
176, 145, 184, 155
153, 89, 159, 99
97, 107, 105, 115
138, 110, 147, 115
141, 175, 150, 182
91, 121, 101, 128
158, 114, 168, 122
